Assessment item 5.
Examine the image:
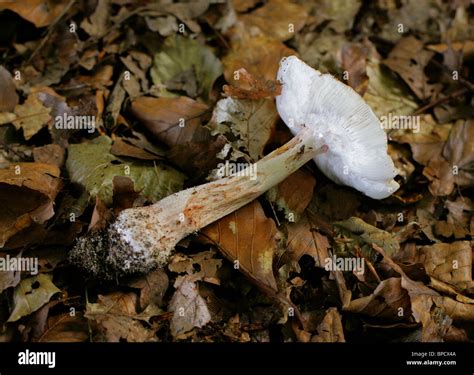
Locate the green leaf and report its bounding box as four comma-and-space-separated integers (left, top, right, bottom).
66, 136, 185, 205
8, 274, 61, 322
151, 35, 223, 99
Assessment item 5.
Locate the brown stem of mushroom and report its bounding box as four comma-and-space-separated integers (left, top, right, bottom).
91, 127, 327, 274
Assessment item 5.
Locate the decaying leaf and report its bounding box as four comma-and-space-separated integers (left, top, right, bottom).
131, 96, 226, 178
346, 277, 411, 321
0, 0, 69, 28
334, 217, 400, 257
223, 34, 296, 86
36, 312, 89, 342
168, 275, 212, 337
266, 169, 316, 220
151, 35, 223, 99
311, 308, 345, 342
66, 135, 185, 205
209, 97, 278, 160
0, 163, 61, 247
12, 93, 52, 140
85, 292, 161, 342
384, 36, 441, 100
0, 66, 19, 112
202, 200, 280, 292
284, 213, 330, 269
237, 0, 307, 42
8, 274, 61, 322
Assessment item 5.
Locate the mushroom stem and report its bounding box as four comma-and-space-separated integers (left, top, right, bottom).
74, 127, 326, 276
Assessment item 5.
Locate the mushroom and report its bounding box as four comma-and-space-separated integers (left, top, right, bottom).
276, 56, 399, 200
70, 126, 328, 277
70, 55, 399, 277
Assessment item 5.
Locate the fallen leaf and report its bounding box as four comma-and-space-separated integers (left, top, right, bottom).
151, 35, 223, 99
131, 96, 226, 178
80, 0, 109, 38
346, 277, 411, 321
384, 36, 441, 100
8, 274, 61, 322
0, 0, 69, 28
0, 163, 61, 247
266, 169, 316, 220
238, 0, 307, 42
334, 217, 400, 257
202, 200, 279, 292
0, 66, 19, 112
168, 275, 212, 337
284, 213, 330, 269
417, 241, 472, 287
36, 312, 89, 342
222, 68, 282, 99
66, 135, 185, 205
12, 93, 51, 140
85, 292, 161, 342
0, 251, 22, 292
311, 308, 345, 342
129, 269, 169, 310
339, 43, 369, 96
208, 97, 278, 160
223, 34, 296, 86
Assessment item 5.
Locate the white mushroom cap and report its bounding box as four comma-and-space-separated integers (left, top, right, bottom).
276, 56, 400, 199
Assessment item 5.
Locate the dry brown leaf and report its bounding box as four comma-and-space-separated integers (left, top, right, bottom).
339, 43, 369, 96
266, 169, 316, 220
168, 275, 211, 337
311, 308, 345, 342
36, 312, 89, 342
202, 200, 279, 292
85, 292, 161, 342
384, 36, 441, 100
346, 277, 411, 321
12, 93, 51, 140
131, 96, 225, 178
238, 0, 307, 42
223, 34, 296, 86
0, 0, 69, 28
284, 213, 330, 269
0, 163, 61, 247
417, 241, 472, 287
129, 269, 169, 310
0, 66, 19, 112
223, 68, 282, 99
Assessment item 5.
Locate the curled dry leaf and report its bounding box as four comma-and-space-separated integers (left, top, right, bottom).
0, 162, 61, 247
346, 277, 411, 321
202, 200, 279, 292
